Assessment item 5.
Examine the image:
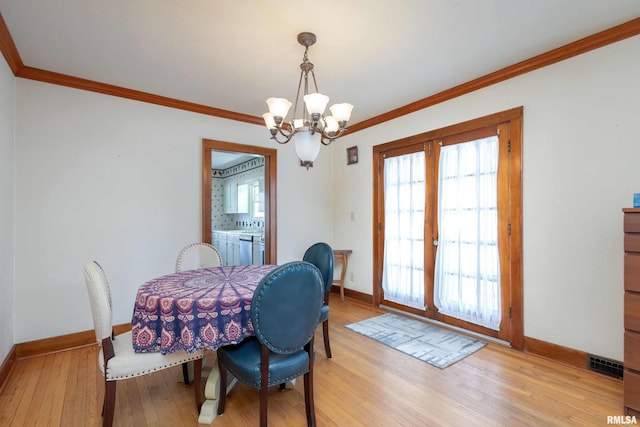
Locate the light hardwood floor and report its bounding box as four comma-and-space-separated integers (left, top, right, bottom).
0, 295, 625, 426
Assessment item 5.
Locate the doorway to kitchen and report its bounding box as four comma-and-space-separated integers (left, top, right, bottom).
202, 139, 277, 265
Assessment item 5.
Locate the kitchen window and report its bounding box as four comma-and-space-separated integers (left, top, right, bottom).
251, 180, 265, 219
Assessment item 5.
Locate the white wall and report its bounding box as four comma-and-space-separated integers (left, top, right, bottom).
14, 79, 333, 342
332, 35, 640, 360
0, 53, 15, 362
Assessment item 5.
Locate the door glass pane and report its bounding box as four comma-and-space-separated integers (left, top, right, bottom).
434, 136, 501, 330
382, 151, 426, 310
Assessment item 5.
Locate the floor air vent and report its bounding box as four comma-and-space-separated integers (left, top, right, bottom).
588, 355, 623, 379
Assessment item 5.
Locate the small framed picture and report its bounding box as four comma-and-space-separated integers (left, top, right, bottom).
347, 146, 358, 165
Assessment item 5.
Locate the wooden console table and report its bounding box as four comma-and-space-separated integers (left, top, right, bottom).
333, 250, 352, 302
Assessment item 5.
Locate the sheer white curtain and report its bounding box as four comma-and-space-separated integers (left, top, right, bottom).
434, 136, 501, 330
382, 151, 426, 310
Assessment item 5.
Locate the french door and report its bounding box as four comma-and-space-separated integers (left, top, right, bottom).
372, 108, 523, 347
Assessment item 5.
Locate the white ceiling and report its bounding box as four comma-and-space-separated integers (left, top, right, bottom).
1, 1, 639, 128
212, 151, 261, 170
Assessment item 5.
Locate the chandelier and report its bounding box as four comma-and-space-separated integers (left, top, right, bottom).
263, 32, 353, 168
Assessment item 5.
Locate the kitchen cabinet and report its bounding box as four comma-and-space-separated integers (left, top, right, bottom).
228, 234, 240, 266
217, 232, 228, 265
224, 181, 249, 214
212, 231, 221, 254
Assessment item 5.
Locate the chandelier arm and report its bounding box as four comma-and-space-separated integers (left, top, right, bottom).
277, 125, 295, 140
271, 130, 295, 144
292, 69, 306, 123
320, 135, 334, 146
320, 126, 347, 141
310, 68, 320, 94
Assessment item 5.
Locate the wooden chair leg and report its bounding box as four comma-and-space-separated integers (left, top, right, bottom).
193, 358, 204, 410
322, 319, 332, 358
305, 338, 316, 427
260, 345, 270, 427
259, 383, 268, 427
217, 354, 228, 415
103, 380, 116, 427
304, 372, 316, 427
182, 362, 191, 385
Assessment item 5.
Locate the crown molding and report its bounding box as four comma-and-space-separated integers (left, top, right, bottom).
15, 66, 264, 125
0, 12, 23, 74
347, 17, 640, 133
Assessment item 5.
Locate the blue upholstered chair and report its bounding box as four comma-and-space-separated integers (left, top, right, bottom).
216, 261, 324, 427
303, 242, 334, 358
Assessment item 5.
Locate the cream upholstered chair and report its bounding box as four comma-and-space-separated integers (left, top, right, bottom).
84, 260, 204, 427
175, 242, 223, 272
175, 242, 223, 384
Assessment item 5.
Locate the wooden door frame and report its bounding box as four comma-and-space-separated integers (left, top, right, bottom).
202, 139, 278, 265
372, 107, 523, 350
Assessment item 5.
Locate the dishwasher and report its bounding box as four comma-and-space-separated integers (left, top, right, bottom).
239, 235, 253, 265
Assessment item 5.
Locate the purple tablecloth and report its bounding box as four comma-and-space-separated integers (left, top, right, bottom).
131, 264, 278, 354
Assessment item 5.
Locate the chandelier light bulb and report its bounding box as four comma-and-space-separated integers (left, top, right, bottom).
266, 97, 292, 121
293, 119, 304, 130
303, 93, 330, 115
262, 113, 276, 130
294, 130, 321, 165
329, 103, 354, 123
324, 116, 339, 134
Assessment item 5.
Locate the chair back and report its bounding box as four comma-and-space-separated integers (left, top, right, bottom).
176, 242, 223, 272
303, 242, 334, 294
83, 260, 113, 344
251, 261, 324, 354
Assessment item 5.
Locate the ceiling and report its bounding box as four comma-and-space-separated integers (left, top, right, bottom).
1, 1, 639, 130
211, 151, 261, 170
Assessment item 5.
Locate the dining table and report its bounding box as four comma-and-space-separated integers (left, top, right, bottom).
131, 264, 278, 424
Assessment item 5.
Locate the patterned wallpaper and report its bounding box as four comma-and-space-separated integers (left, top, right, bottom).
212, 157, 265, 231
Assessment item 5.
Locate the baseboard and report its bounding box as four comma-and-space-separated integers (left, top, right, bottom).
0, 317, 614, 389
330, 285, 372, 304
524, 336, 589, 370
332, 287, 613, 376
14, 322, 132, 359
0, 345, 17, 394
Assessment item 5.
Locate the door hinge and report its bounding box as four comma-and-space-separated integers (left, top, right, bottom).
508, 223, 511, 235
378, 223, 382, 231
507, 140, 511, 152
509, 306, 512, 318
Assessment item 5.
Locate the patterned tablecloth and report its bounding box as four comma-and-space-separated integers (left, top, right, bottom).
131, 264, 278, 354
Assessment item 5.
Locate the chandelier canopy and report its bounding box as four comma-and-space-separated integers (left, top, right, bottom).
263, 32, 353, 168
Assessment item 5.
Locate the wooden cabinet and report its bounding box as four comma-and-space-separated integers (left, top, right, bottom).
624, 208, 640, 414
